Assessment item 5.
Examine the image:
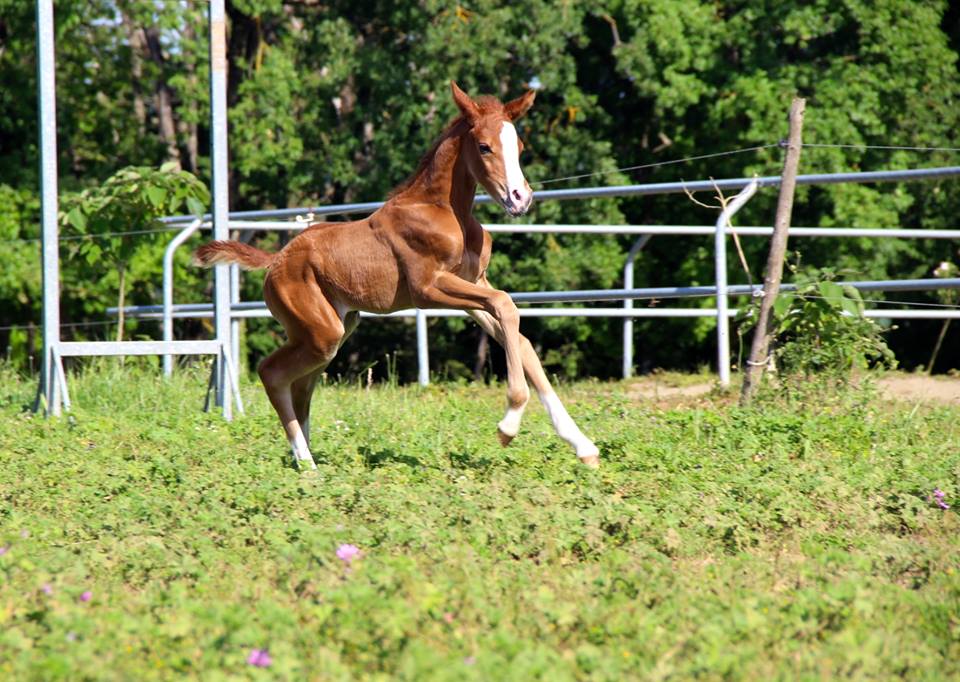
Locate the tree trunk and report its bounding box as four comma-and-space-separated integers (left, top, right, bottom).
141, 26, 182, 168
473, 330, 489, 381
740, 98, 806, 406
124, 16, 147, 134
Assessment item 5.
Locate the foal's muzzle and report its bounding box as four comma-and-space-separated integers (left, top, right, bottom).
503, 186, 533, 216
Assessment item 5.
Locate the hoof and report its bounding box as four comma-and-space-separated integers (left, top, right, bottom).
497, 429, 515, 447
578, 454, 600, 469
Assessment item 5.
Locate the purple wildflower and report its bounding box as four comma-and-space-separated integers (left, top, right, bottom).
247, 649, 272, 668
336, 544, 361, 563
932, 488, 950, 510
41, 584, 53, 596
0, 546, 8, 556
79, 590, 92, 603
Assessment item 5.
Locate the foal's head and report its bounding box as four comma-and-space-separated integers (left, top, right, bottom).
451, 81, 536, 217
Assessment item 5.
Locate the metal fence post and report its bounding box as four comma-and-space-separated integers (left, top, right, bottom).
416, 309, 429, 386
37, 0, 62, 416
714, 179, 759, 387
209, 0, 232, 420
230, 264, 241, 375
622, 235, 652, 378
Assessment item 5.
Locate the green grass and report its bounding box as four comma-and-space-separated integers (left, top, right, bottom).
1, 362, 958, 680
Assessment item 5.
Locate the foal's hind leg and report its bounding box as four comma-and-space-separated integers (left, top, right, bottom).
259, 285, 347, 470
291, 311, 360, 448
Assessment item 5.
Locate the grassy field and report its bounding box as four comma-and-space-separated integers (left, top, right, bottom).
1, 363, 958, 680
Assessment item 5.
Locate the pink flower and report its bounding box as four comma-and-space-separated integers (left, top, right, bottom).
932, 488, 950, 510
443, 612, 455, 624
464, 656, 476, 665
247, 649, 272, 667
41, 584, 53, 596
0, 546, 8, 556
79, 590, 92, 602
336, 544, 361, 563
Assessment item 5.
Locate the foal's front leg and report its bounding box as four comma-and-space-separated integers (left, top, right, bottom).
413, 272, 529, 446
468, 306, 600, 468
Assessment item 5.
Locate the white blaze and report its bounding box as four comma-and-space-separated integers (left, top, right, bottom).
499, 122, 529, 208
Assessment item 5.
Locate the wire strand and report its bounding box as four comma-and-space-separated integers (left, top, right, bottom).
0, 318, 162, 334
532, 144, 781, 187
0, 225, 201, 245
802, 143, 960, 153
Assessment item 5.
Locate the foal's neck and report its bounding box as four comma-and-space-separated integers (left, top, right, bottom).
399, 129, 477, 222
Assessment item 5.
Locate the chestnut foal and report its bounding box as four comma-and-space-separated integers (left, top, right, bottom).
196, 82, 600, 470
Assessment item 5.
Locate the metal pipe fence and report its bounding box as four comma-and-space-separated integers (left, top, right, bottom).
146, 164, 960, 389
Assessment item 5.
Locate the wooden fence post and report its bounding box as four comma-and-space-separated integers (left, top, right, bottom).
739, 97, 806, 406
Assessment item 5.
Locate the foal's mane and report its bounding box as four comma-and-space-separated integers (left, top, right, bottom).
389, 96, 505, 198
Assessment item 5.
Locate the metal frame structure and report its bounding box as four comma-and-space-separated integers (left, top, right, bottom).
35, 0, 242, 418
145, 169, 960, 388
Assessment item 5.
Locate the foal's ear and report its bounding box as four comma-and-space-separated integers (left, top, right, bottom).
450, 81, 480, 124
504, 89, 536, 121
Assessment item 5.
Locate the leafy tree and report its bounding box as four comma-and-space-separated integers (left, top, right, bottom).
59, 164, 209, 341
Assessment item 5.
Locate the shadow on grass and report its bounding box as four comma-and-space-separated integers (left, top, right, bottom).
360, 446, 423, 469
446, 449, 496, 473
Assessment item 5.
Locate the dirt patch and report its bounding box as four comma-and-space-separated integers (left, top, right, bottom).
876, 374, 960, 405
624, 373, 960, 406
626, 381, 714, 401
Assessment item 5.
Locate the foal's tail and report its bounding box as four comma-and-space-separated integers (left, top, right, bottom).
194, 241, 276, 271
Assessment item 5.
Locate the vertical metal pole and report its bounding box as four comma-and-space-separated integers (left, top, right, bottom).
622, 235, 651, 379
37, 0, 61, 416
209, 0, 232, 419
416, 309, 429, 386
714, 179, 760, 387
714, 220, 731, 388
230, 263, 240, 375
162, 219, 203, 376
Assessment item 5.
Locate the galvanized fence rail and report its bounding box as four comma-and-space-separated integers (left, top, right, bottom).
129, 171, 960, 390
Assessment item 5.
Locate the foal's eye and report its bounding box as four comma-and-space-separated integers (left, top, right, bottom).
478, 143, 492, 155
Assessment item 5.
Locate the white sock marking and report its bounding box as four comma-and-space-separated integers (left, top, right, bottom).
288, 425, 317, 468
540, 391, 599, 459
498, 404, 526, 438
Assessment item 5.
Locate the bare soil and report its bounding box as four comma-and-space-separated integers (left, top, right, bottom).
625, 373, 960, 406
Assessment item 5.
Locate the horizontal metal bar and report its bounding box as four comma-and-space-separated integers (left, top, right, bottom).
486, 224, 960, 239
110, 277, 960, 319
96, 301, 960, 326
58, 340, 221, 357
510, 277, 960, 304
193, 219, 960, 240
116, 307, 730, 320
161, 165, 960, 224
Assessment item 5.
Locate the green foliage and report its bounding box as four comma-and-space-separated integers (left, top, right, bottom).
769, 267, 897, 378
55, 164, 209, 340
0, 366, 958, 678
60, 164, 208, 267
